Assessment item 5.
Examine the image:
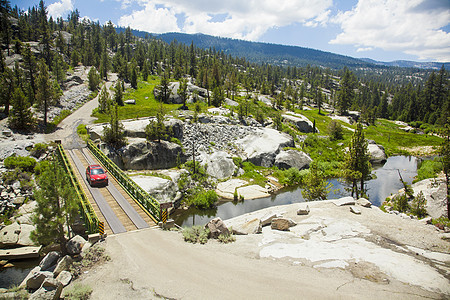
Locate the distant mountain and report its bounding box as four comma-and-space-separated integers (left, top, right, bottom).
156, 32, 373, 69
360, 58, 449, 70
118, 28, 448, 70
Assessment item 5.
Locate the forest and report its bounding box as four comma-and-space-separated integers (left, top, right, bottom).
0, 0, 448, 136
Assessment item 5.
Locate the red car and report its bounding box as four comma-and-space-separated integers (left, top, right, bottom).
86, 165, 108, 187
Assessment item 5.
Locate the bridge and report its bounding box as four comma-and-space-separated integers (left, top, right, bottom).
56, 140, 161, 235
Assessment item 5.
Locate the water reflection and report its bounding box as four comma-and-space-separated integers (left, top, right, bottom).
173, 156, 418, 227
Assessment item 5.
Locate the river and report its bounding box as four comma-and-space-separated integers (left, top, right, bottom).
173, 156, 419, 227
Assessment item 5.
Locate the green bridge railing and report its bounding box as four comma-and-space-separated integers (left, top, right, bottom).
87, 140, 161, 222
56, 144, 100, 234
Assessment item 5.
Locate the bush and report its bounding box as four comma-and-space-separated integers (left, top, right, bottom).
328, 120, 343, 141
218, 233, 236, 243
170, 137, 182, 146
34, 160, 51, 175
391, 194, 410, 212
273, 167, 307, 186
188, 190, 218, 209
63, 283, 93, 300
4, 155, 36, 172
30, 143, 48, 158
410, 191, 427, 218
182, 226, 210, 244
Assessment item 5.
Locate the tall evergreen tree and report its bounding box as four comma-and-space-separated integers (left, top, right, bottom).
337, 68, 355, 115
343, 122, 372, 198
98, 84, 110, 113
113, 80, 123, 105
36, 59, 58, 129
8, 87, 34, 130
102, 102, 126, 149
31, 160, 77, 255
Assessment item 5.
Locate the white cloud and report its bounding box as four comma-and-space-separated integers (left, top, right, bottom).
330, 0, 450, 62
118, 0, 333, 40
48, 0, 73, 18
356, 47, 373, 52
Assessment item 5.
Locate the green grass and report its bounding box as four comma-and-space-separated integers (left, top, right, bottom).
238, 161, 268, 187
414, 158, 443, 183
364, 119, 442, 156
92, 76, 179, 123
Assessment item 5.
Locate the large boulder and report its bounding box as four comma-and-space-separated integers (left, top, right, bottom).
131, 175, 178, 203
367, 140, 387, 164
66, 235, 86, 255
30, 278, 63, 300
114, 138, 186, 170
230, 218, 262, 235
26, 270, 54, 290
204, 151, 236, 179
236, 128, 294, 167
53, 255, 73, 277
56, 270, 72, 287
412, 178, 447, 218
274, 150, 312, 170
187, 83, 208, 98
0, 222, 20, 247
39, 251, 60, 271
282, 112, 314, 133
17, 224, 36, 246
205, 217, 230, 239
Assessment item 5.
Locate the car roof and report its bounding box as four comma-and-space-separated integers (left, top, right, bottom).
89, 164, 103, 169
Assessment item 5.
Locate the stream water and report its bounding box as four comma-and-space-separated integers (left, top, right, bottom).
173, 155, 419, 227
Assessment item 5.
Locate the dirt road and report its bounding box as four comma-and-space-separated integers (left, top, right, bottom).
75, 218, 446, 300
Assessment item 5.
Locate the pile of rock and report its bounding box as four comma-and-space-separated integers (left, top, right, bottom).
0, 170, 34, 216
18, 234, 97, 299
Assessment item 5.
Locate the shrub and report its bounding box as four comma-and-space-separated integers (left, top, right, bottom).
328, 120, 343, 141
34, 160, 51, 175
410, 191, 427, 218
63, 283, 93, 300
182, 226, 210, 244
273, 167, 307, 186
218, 233, 236, 243
4, 155, 36, 172
391, 194, 410, 212
188, 190, 218, 209
30, 143, 48, 158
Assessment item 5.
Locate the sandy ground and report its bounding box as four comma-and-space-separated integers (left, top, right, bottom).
72, 200, 449, 300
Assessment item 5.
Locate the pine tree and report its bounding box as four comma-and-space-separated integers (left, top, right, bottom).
0, 67, 14, 116
145, 111, 168, 142
114, 80, 123, 105
22, 44, 37, 104
36, 60, 58, 129
439, 121, 450, 219
102, 102, 126, 149
31, 159, 77, 255
8, 87, 34, 130
99, 49, 109, 80
98, 84, 110, 113
88, 66, 100, 91
337, 68, 355, 115
343, 122, 372, 198
302, 163, 331, 201
179, 78, 188, 108
130, 66, 137, 89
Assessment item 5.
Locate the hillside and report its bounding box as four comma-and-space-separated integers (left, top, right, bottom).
118, 28, 448, 71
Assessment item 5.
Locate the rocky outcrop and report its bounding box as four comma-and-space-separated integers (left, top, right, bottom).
411, 178, 447, 219
56, 271, 72, 287
87, 117, 184, 140
112, 138, 186, 170
367, 140, 387, 164
0, 222, 36, 248
131, 175, 178, 203
357, 198, 372, 208
274, 150, 312, 170
205, 218, 230, 239
236, 128, 294, 167
54, 255, 73, 277
332, 197, 355, 206
282, 112, 314, 133
204, 151, 236, 179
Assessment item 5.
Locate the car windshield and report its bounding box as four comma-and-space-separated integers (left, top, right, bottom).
91, 168, 105, 175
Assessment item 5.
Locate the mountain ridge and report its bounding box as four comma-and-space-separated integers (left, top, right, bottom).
117, 27, 448, 70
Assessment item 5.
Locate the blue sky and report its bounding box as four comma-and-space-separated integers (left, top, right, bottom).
12, 0, 450, 62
